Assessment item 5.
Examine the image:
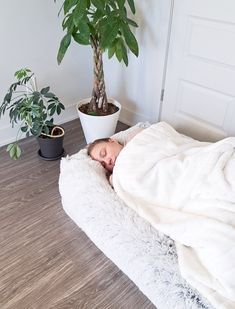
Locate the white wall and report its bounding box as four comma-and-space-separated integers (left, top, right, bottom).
0, 0, 172, 146
105, 0, 172, 125
0, 0, 92, 146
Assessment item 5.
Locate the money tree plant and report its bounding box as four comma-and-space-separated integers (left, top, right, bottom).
0, 68, 65, 159
56, 0, 139, 115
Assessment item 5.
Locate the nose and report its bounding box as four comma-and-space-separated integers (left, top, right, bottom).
102, 157, 113, 171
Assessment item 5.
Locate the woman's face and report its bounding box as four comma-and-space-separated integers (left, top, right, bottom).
90, 139, 123, 172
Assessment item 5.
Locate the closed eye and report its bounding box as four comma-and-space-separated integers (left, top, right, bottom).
100, 148, 106, 158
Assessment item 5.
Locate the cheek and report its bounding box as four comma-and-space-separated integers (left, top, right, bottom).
115, 144, 122, 155
91, 148, 101, 161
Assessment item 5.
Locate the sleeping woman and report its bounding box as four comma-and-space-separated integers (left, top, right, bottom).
87, 126, 144, 184
87, 122, 235, 309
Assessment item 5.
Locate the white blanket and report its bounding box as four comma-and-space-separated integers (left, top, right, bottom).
113, 122, 235, 309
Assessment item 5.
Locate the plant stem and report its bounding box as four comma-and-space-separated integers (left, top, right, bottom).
13, 91, 31, 94
7, 94, 25, 103
25, 85, 34, 93
15, 120, 27, 143
90, 36, 108, 113
7, 92, 34, 109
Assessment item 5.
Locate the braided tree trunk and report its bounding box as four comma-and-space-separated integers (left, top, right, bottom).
90, 37, 108, 114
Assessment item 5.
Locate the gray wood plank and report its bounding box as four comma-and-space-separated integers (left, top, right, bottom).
0, 119, 156, 309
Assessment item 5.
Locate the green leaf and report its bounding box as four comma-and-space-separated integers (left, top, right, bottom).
115, 39, 123, 62
56, 105, 61, 115
26, 115, 33, 127
10, 81, 20, 92
42, 125, 50, 135
120, 39, 128, 66
9, 145, 16, 159
73, 0, 88, 26
31, 97, 39, 108
87, 23, 96, 36
48, 103, 55, 110
108, 45, 116, 59
32, 91, 40, 98
15, 145, 22, 159
14, 68, 31, 80
105, 4, 111, 14
87, 0, 91, 9
30, 124, 42, 136
62, 14, 74, 32
38, 99, 44, 108
92, 8, 104, 25
72, 32, 90, 45
91, 0, 104, 11
72, 19, 91, 45
108, 1, 117, 10
50, 105, 56, 116
127, 0, 135, 14
7, 143, 21, 160
100, 20, 120, 49
41, 87, 50, 94
4, 92, 12, 103
9, 108, 16, 123
43, 92, 55, 98
21, 75, 33, 85
121, 22, 139, 57
116, 0, 125, 9
7, 143, 14, 152
64, 0, 78, 15
78, 19, 90, 35
21, 126, 28, 133
57, 33, 72, 64
59, 102, 65, 110
126, 18, 138, 27
45, 119, 54, 127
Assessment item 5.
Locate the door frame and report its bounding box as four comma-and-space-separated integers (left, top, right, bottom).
158, 0, 175, 121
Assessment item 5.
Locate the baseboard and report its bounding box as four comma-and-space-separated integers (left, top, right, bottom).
119, 106, 151, 126
0, 103, 149, 147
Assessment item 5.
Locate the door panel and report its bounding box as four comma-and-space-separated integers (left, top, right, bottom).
161, 0, 235, 141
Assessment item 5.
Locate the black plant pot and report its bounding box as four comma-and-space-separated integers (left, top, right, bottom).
37, 126, 65, 160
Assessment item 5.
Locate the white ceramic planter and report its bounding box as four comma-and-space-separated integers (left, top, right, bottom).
77, 98, 121, 143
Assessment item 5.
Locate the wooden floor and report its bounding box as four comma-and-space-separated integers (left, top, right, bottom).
0, 119, 155, 309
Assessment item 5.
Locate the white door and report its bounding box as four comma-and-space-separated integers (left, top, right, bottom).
161, 0, 235, 141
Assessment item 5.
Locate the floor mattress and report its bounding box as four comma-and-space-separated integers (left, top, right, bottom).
59, 124, 213, 309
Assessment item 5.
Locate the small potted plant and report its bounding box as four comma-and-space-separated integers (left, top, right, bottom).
56, 0, 139, 142
0, 68, 65, 160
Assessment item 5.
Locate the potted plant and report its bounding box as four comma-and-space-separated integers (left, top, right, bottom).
56, 0, 139, 143
0, 68, 65, 160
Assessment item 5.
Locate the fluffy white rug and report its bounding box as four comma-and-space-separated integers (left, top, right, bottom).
59, 124, 213, 309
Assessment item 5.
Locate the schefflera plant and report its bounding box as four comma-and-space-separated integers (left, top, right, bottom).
0, 68, 65, 159
56, 0, 139, 115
